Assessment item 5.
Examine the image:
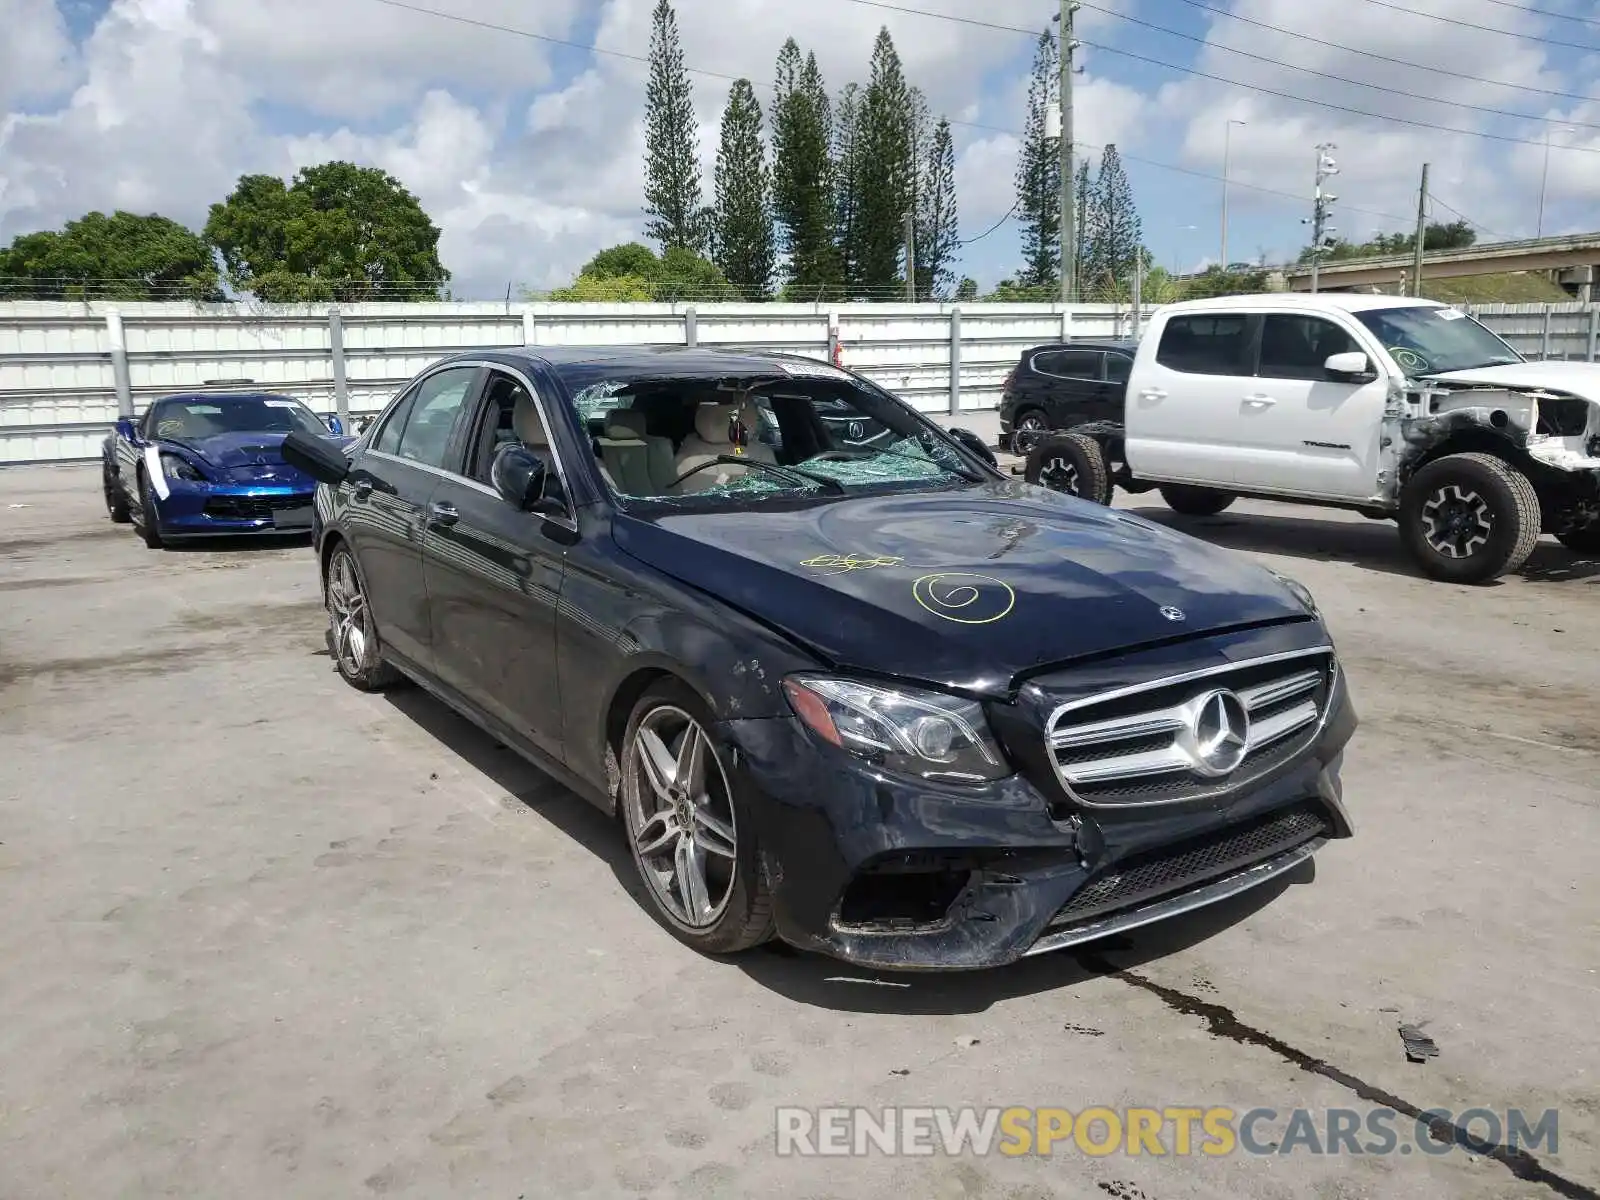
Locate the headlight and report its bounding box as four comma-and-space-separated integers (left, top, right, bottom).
161, 452, 205, 483
1266, 567, 1319, 616
782, 675, 1011, 784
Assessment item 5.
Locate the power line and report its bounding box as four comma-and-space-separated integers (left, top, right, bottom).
1342, 0, 1600, 51
1425, 194, 1508, 241
1165, 0, 1600, 106
1474, 0, 1600, 27
958, 200, 1018, 245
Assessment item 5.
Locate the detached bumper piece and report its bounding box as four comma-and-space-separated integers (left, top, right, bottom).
1025, 803, 1330, 957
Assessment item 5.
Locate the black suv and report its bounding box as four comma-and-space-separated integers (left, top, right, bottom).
998, 339, 1137, 457
284, 346, 1353, 971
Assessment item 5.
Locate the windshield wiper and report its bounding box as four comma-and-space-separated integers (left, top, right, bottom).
714, 455, 846, 494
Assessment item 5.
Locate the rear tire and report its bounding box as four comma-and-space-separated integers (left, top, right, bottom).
1025, 432, 1113, 505
103, 468, 131, 523
1555, 518, 1600, 557
133, 470, 164, 549
1159, 484, 1237, 517
1009, 409, 1050, 456
1399, 452, 1540, 584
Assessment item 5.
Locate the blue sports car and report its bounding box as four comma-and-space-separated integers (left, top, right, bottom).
101, 391, 354, 547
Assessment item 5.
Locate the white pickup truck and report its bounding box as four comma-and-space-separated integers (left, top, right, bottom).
1023, 293, 1600, 583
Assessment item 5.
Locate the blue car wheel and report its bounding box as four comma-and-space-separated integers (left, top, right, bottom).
134, 469, 165, 549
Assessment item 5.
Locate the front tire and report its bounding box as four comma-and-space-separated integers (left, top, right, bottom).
103, 468, 131, 523
1159, 484, 1237, 516
1025, 432, 1113, 505
133, 470, 164, 548
1399, 452, 1540, 584
325, 543, 403, 691
619, 680, 774, 956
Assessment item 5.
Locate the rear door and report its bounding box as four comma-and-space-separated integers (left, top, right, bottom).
422, 367, 571, 762
343, 364, 482, 671
1126, 312, 1259, 484
1030, 348, 1109, 430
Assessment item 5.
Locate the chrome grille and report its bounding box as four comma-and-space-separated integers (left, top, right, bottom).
1045, 647, 1335, 807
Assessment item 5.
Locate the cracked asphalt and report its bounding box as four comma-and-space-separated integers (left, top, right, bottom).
2, 461, 1597, 1200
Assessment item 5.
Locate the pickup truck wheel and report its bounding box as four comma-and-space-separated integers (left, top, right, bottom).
1399, 452, 1541, 584
1555, 519, 1600, 557
1158, 485, 1237, 517
1024, 432, 1112, 505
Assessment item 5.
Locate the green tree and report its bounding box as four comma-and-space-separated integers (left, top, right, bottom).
641, 0, 704, 253
1182, 264, 1269, 299
547, 274, 657, 301
204, 163, 447, 302
771, 42, 838, 295
1082, 144, 1141, 299
854, 28, 916, 294
0, 211, 222, 301
1072, 158, 1092, 295
983, 276, 1055, 301
831, 82, 866, 293
1300, 219, 1478, 264
914, 117, 959, 300
1014, 30, 1060, 290
580, 242, 661, 279
712, 79, 775, 299
955, 276, 979, 302
547, 242, 734, 302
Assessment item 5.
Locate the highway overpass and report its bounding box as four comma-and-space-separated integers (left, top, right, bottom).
1277, 232, 1600, 297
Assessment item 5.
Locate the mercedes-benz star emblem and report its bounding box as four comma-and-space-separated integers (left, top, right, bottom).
1159, 605, 1186, 622
1188, 689, 1250, 777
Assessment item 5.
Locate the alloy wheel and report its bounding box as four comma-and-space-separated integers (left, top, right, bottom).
1421, 484, 1493, 559
1013, 413, 1048, 455
624, 705, 739, 928
327, 551, 370, 675
1039, 455, 1081, 496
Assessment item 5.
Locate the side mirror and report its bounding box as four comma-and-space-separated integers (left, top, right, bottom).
491, 443, 566, 516
115, 417, 138, 440
947, 426, 999, 468
282, 429, 350, 485
1324, 351, 1377, 382
326, 414, 344, 436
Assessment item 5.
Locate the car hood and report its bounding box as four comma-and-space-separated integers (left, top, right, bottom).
1425, 360, 1600, 402
169, 430, 352, 476
611, 482, 1317, 697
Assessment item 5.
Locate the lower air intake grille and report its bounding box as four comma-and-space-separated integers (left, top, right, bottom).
1047, 804, 1329, 930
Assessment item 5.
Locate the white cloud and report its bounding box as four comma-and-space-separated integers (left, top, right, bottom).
0, 0, 77, 109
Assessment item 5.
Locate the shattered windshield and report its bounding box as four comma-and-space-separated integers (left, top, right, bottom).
1356, 306, 1524, 376
554, 358, 983, 509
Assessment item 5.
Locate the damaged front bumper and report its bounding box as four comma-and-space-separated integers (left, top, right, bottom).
718, 669, 1357, 971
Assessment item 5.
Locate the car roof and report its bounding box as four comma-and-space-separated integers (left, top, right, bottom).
1024, 339, 1137, 354
479, 345, 839, 376
1158, 293, 1445, 314
150, 391, 304, 405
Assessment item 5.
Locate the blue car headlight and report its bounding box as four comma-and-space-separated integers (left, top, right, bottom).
782, 675, 1011, 784
161, 452, 206, 484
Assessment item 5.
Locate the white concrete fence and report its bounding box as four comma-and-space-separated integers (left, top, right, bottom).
0, 298, 1593, 464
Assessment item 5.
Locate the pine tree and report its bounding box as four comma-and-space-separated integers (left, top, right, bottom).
1014, 29, 1060, 290
1073, 158, 1093, 297
713, 79, 774, 299
642, 0, 704, 252
832, 82, 864, 292
771, 41, 837, 296
854, 28, 916, 295
1085, 143, 1141, 297
914, 118, 959, 300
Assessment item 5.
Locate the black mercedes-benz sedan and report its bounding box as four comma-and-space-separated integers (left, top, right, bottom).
283, 345, 1356, 971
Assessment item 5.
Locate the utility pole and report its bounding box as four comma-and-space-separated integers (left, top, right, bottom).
1221, 118, 1246, 270
1411, 163, 1429, 298
1303, 142, 1338, 293
1058, 0, 1079, 303
904, 209, 916, 302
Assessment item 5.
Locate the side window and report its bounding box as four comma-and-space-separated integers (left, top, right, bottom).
372, 387, 419, 456
1105, 354, 1133, 384
1258, 315, 1360, 381
394, 367, 479, 469
1033, 350, 1100, 380
469, 372, 548, 485
1156, 314, 1254, 375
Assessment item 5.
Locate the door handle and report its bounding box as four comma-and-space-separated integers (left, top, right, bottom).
1243, 394, 1277, 406
1139, 388, 1168, 401
429, 500, 459, 527
352, 478, 373, 499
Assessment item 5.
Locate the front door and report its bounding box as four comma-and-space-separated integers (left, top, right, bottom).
1235, 313, 1390, 499
422, 368, 570, 762
344, 365, 482, 670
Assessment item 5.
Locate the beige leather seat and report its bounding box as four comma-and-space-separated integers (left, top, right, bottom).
596, 409, 678, 496
512, 391, 548, 448
672, 401, 776, 493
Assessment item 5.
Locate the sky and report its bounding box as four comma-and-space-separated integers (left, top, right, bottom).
3, 0, 1600, 299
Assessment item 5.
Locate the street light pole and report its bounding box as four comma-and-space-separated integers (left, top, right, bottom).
1538, 125, 1576, 239
1221, 119, 1245, 269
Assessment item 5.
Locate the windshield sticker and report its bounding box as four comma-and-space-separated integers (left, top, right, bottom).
1437, 307, 1466, 321
263, 399, 298, 407
912, 572, 1016, 625
800, 552, 905, 575
779, 358, 852, 381
1387, 346, 1430, 373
